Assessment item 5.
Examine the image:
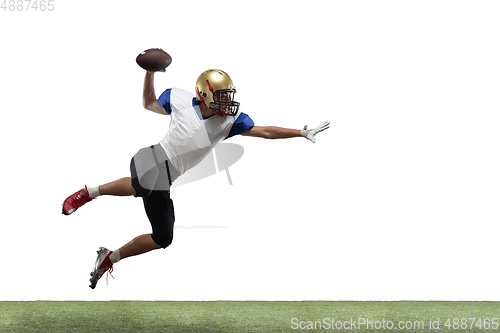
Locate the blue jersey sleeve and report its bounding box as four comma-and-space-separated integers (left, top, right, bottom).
226, 113, 254, 139
157, 89, 172, 115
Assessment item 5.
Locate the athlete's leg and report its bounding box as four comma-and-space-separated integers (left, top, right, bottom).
98, 177, 136, 196
97, 145, 161, 198
118, 234, 162, 260
114, 189, 174, 260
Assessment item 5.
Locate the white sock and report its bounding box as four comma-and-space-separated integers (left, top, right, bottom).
109, 249, 120, 264
87, 186, 101, 198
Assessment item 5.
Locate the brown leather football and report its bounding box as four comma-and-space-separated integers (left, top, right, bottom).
136, 48, 172, 72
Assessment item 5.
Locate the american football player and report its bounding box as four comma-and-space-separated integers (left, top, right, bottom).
62, 69, 330, 289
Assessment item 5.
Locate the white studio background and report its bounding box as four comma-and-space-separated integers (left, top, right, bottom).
0, 0, 499, 301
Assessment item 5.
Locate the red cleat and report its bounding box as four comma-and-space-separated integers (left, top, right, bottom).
62, 186, 94, 215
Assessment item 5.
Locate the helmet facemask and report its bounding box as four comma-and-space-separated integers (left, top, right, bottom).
210, 87, 239, 117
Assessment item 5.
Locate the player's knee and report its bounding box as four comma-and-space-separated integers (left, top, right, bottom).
152, 233, 173, 249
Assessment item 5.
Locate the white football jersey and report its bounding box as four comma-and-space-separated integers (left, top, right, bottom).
158, 88, 241, 175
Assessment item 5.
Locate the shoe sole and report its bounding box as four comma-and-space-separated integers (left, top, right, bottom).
62, 207, 76, 216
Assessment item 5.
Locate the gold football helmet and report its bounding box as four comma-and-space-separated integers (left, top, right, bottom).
195, 69, 240, 117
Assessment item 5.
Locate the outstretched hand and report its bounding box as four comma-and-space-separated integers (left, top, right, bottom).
301, 121, 330, 143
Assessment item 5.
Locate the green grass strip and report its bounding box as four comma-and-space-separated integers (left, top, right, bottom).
1, 301, 499, 332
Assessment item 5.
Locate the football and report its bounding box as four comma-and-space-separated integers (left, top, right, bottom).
136, 48, 172, 72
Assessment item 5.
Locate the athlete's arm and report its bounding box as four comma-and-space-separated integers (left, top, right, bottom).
241, 126, 301, 139
241, 121, 330, 143
142, 72, 167, 115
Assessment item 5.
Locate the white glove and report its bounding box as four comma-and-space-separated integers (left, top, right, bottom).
300, 121, 330, 143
